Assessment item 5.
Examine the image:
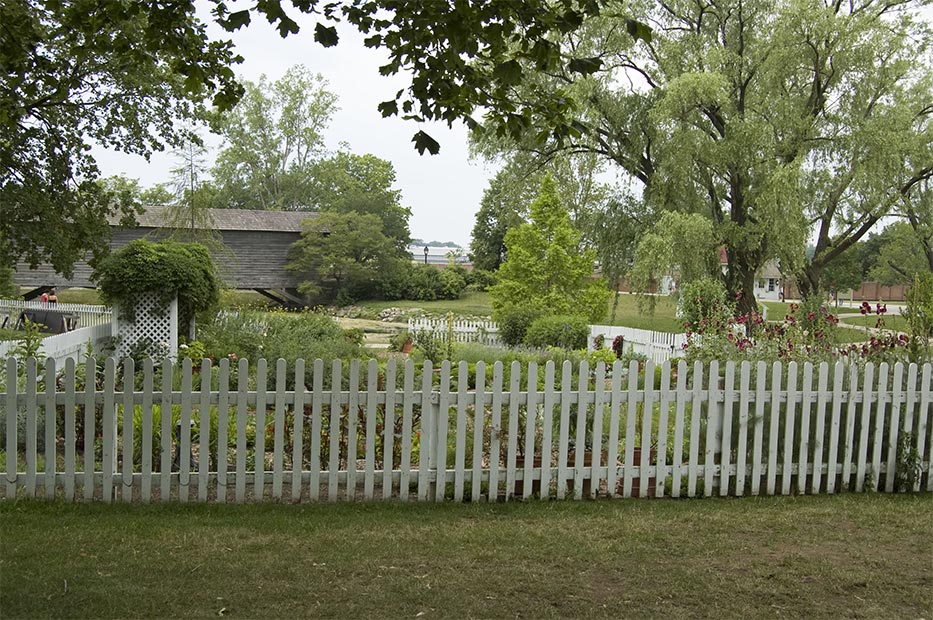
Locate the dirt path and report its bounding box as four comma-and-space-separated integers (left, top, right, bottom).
336, 317, 407, 346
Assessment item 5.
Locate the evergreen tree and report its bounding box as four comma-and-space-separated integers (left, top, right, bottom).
490, 176, 609, 322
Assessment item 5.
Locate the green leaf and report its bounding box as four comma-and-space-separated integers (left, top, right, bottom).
412, 131, 440, 155
567, 57, 602, 75
624, 19, 652, 43
493, 60, 523, 85
314, 23, 339, 47
377, 100, 398, 117
224, 10, 251, 30
276, 16, 300, 37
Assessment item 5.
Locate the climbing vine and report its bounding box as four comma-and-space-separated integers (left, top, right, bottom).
92, 240, 220, 326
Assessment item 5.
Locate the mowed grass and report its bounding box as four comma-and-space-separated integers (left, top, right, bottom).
358, 290, 496, 317
1, 495, 930, 619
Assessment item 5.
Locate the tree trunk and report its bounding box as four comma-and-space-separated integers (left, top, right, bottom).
795, 266, 824, 302
725, 249, 759, 318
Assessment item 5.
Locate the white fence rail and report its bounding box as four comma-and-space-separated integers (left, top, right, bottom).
0, 299, 112, 329
0, 324, 112, 365
2, 357, 930, 504
409, 317, 503, 347
590, 325, 689, 364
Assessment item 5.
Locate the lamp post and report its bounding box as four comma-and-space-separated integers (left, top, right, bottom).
423, 246, 429, 265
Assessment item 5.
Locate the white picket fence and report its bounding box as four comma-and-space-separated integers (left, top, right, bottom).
0, 299, 112, 328
1, 357, 930, 504
408, 317, 503, 347
0, 299, 114, 363
590, 325, 689, 364
0, 324, 113, 365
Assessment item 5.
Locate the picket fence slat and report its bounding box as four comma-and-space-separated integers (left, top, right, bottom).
43, 359, 56, 500
856, 363, 874, 492
455, 361, 468, 502
310, 359, 324, 501
782, 362, 798, 496
236, 359, 249, 503
64, 359, 77, 501
827, 362, 844, 494
704, 360, 718, 497
435, 361, 451, 502
556, 361, 572, 500
797, 363, 813, 495
885, 363, 904, 493
399, 359, 414, 501
328, 360, 342, 502
216, 358, 230, 503
381, 360, 396, 500
918, 364, 931, 493
364, 359, 378, 501
871, 363, 889, 493
2, 357, 930, 505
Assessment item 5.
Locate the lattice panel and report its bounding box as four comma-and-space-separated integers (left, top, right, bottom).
113, 293, 178, 360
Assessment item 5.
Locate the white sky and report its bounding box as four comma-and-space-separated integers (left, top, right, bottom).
92, 8, 493, 248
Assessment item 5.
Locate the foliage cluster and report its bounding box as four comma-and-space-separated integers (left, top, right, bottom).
524, 315, 589, 350
490, 175, 609, 327
902, 272, 933, 362
197, 309, 363, 373
92, 240, 221, 330
498, 307, 545, 347
381, 265, 469, 302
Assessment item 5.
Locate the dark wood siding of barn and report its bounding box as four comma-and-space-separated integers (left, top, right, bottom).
14, 228, 304, 289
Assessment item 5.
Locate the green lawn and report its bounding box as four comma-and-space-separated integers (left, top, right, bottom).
1, 495, 929, 619
357, 290, 496, 317
841, 314, 910, 333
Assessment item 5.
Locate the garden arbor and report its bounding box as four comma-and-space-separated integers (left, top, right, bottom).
92, 240, 221, 358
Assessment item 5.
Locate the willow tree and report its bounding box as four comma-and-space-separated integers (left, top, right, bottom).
474, 0, 932, 314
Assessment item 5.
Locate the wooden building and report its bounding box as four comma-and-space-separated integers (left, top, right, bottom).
14, 206, 317, 303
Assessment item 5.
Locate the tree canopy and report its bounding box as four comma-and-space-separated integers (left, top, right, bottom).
212, 65, 337, 210
1, 0, 242, 275
471, 0, 932, 314
211, 0, 650, 155
287, 211, 403, 304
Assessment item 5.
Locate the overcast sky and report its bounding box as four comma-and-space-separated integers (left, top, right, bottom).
92, 8, 494, 248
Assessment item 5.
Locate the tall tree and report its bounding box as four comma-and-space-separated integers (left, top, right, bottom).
6, 1, 644, 275
898, 180, 933, 273
212, 65, 337, 210
471, 0, 932, 315
1, 0, 241, 275
469, 151, 613, 271
168, 133, 214, 234
869, 221, 930, 285
490, 175, 610, 322
308, 152, 412, 254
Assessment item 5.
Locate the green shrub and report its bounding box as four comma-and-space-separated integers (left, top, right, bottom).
498, 306, 545, 347
467, 269, 497, 291
406, 265, 443, 301
523, 315, 589, 350
904, 272, 933, 362
679, 277, 729, 326
93, 239, 221, 328
438, 268, 467, 300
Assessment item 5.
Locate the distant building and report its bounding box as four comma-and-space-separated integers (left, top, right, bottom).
407, 244, 471, 268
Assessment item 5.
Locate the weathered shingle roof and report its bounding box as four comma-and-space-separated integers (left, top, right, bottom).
111, 205, 317, 233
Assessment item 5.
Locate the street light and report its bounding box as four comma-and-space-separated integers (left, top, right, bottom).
423, 246, 429, 265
